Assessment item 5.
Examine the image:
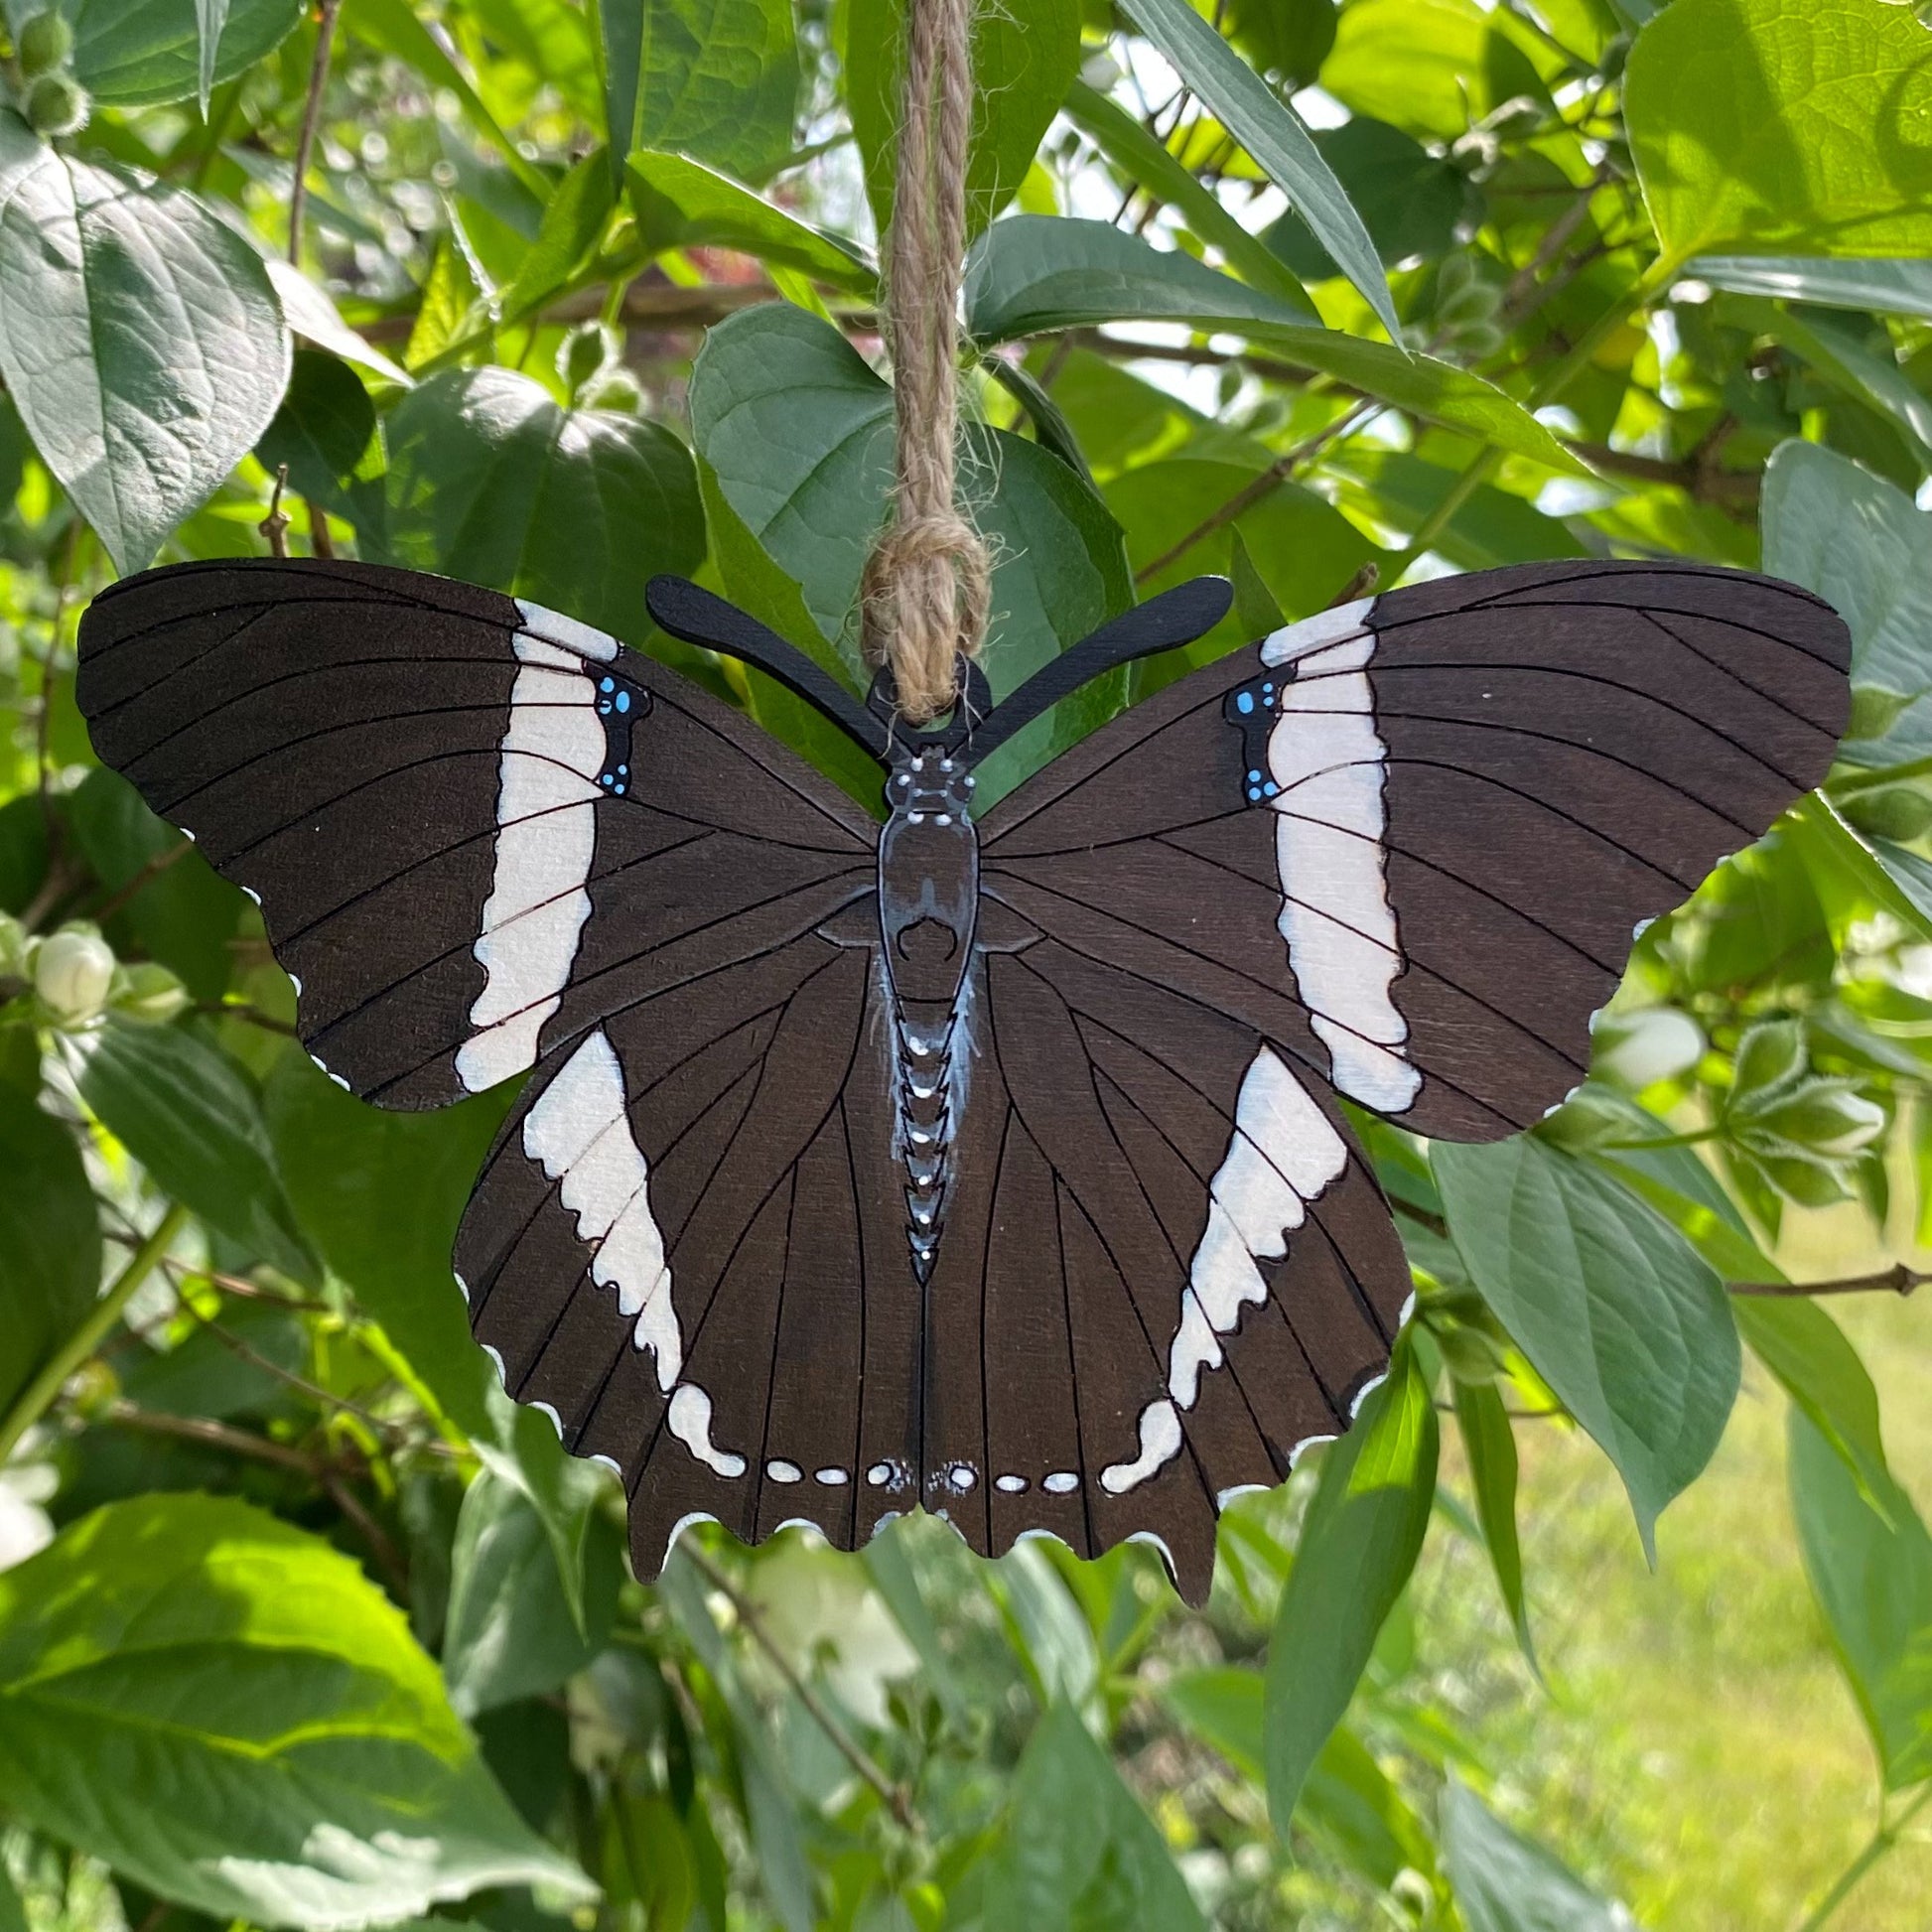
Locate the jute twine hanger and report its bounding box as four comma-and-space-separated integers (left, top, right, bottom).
858, 0, 992, 726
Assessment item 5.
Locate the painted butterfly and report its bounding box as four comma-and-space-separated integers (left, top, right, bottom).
74, 556, 1850, 1603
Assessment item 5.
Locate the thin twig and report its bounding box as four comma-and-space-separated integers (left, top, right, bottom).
683, 1546, 923, 1834
1497, 165, 1612, 328
197, 1000, 300, 1036
91, 839, 192, 924
287, 0, 343, 266
1730, 1265, 1927, 1301
307, 498, 336, 559
1134, 397, 1380, 583
259, 465, 292, 557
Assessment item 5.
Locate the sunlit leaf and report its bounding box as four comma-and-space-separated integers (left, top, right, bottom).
1, 0, 302, 107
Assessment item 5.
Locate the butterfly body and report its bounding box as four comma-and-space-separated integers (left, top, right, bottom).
75, 556, 1851, 1602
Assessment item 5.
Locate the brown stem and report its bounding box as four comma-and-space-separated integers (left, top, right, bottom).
683, 1546, 923, 1834
307, 498, 336, 559
1134, 397, 1380, 584
197, 1000, 300, 1036
91, 838, 192, 924
259, 466, 292, 558
287, 0, 343, 267
1729, 1265, 1927, 1300
1497, 166, 1612, 328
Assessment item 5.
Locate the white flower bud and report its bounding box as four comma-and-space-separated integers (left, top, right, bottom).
34, 925, 115, 1024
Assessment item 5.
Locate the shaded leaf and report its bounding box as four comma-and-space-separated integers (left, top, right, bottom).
1451, 1378, 1536, 1668
1434, 1136, 1739, 1557
0, 1494, 594, 1929
0, 1087, 98, 1418
964, 218, 1584, 474
1264, 1341, 1438, 1829
75, 1022, 313, 1284
1117, 0, 1397, 337
1264, 117, 1474, 277
256, 350, 387, 541
1442, 1776, 1626, 1932
0, 111, 290, 572
377, 365, 705, 644
4, 0, 302, 107
1790, 1408, 1932, 1790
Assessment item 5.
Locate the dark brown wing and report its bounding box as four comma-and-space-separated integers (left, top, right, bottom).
933, 560, 1848, 1596
979, 560, 1850, 1138
75, 558, 876, 1108
921, 937, 1406, 1603
455, 927, 920, 1580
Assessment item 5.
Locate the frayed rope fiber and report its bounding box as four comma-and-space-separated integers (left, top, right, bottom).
859, 0, 993, 725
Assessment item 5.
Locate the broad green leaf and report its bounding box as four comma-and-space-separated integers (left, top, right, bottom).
1789, 1410, 1932, 1789
1451, 1379, 1536, 1668
626, 150, 876, 293
1442, 1776, 1626, 1932
1061, 80, 1315, 315
1733, 1296, 1891, 1515
845, 0, 1081, 239
598, 0, 799, 188
378, 366, 705, 644
0, 1856, 23, 1932
1760, 440, 1932, 766
256, 350, 388, 542
1434, 1136, 1740, 1558
263, 1052, 507, 1436
442, 1465, 622, 1718
688, 302, 1131, 737
0, 0, 302, 107
0, 1494, 594, 1928
468, 0, 601, 125
1625, 0, 1932, 262
263, 259, 412, 387
1264, 117, 1475, 278
1773, 305, 1932, 460
0, 112, 289, 573
1118, 0, 1397, 338
964, 219, 1584, 475
488, 148, 618, 337
1319, 0, 1560, 142
75, 1022, 313, 1285
65, 767, 243, 1003
0, 1088, 98, 1419
995, 1542, 1099, 1714
1264, 1342, 1438, 1829
1691, 254, 1932, 322
984, 1702, 1205, 1932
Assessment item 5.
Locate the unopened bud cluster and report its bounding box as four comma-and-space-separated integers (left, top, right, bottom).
12, 10, 89, 138
0, 913, 189, 1032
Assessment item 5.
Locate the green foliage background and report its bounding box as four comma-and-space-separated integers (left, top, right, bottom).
0, 0, 1930, 1927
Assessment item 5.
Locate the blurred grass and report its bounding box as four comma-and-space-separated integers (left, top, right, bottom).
1419, 1198, 1932, 1932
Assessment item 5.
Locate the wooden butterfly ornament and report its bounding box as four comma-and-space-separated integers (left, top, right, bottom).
74, 556, 1850, 1603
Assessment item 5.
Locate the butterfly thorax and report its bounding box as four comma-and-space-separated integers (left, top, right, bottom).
879, 751, 979, 1281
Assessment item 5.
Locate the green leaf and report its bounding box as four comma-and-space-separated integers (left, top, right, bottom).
1733, 1295, 1891, 1516
963, 219, 1584, 474
377, 366, 704, 644
75, 1022, 313, 1284
1319, 0, 1560, 143
1264, 1341, 1438, 1830
0, 1855, 24, 1932
443, 1464, 622, 1718
489, 148, 618, 337
1434, 1135, 1740, 1557
598, 0, 799, 187
1331, 450, 1587, 572
1789, 1410, 1932, 1789
1774, 305, 1932, 460
1117, 0, 1398, 339
1264, 117, 1475, 278
1760, 440, 1932, 766
1442, 1776, 1626, 1932
65, 767, 244, 1003
689, 302, 1131, 733
1625, 0, 1932, 262
0, 1087, 98, 1419
626, 150, 876, 293
467, 0, 601, 125
1, 0, 302, 107
0, 1493, 594, 1928
0, 111, 290, 573
263, 259, 412, 388
845, 0, 1081, 240
1691, 254, 1932, 322
263, 1052, 507, 1436
1451, 1379, 1536, 1669
984, 1702, 1205, 1932
1061, 79, 1315, 316
256, 350, 388, 542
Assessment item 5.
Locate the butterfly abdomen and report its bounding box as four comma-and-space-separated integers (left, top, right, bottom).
878, 752, 980, 1281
